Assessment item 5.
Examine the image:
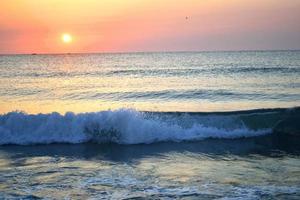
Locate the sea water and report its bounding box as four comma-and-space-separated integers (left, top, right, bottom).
0, 51, 299, 113
0, 51, 299, 199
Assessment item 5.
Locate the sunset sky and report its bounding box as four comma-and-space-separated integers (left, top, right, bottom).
1, 0, 300, 54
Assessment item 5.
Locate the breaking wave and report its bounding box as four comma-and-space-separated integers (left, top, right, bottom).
0, 107, 299, 145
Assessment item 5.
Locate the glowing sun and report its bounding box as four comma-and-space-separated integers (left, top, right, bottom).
62, 33, 72, 43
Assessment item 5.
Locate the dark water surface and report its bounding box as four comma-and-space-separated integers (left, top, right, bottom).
1, 136, 300, 199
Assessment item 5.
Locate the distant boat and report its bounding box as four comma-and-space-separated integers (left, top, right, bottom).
31, 53, 37, 55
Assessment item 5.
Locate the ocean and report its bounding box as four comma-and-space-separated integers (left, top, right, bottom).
0, 51, 299, 199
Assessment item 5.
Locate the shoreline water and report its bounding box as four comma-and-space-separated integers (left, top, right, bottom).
1, 137, 299, 199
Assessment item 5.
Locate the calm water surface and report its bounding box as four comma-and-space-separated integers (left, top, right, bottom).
0, 51, 299, 113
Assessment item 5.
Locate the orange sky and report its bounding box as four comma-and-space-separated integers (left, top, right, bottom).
0, 0, 299, 54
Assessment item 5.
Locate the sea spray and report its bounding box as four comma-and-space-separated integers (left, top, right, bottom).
4, 108, 299, 145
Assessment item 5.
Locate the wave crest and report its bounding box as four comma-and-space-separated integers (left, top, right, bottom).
1, 108, 298, 145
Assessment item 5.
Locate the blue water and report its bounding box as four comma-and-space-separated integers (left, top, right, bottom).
0, 51, 299, 199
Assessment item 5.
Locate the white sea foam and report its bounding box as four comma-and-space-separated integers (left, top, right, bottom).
0, 109, 271, 145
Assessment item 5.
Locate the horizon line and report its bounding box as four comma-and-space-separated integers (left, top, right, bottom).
0, 49, 300, 56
